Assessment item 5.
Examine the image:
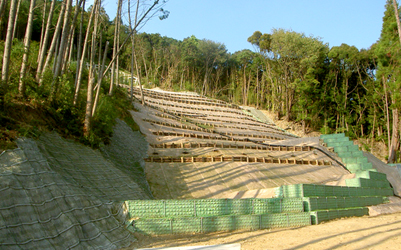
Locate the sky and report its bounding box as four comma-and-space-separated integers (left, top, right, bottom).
94, 0, 387, 53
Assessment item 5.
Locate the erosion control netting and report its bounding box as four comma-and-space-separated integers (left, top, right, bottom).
101, 119, 153, 198
0, 127, 151, 249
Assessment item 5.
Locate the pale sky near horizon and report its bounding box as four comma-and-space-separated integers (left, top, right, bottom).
91, 0, 387, 53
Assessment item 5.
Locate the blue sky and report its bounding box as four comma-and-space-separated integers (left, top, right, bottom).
97, 0, 386, 53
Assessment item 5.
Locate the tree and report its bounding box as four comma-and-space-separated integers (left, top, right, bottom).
38, 0, 67, 84
52, 0, 73, 95
128, 0, 145, 104
232, 49, 256, 106
73, 0, 99, 105
109, 0, 123, 96
18, 0, 37, 96
328, 44, 360, 131
36, 0, 57, 82
197, 39, 227, 96
83, 0, 101, 136
375, 0, 401, 163
268, 29, 328, 121
1, 0, 19, 86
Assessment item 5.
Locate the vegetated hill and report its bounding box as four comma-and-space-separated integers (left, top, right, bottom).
0, 87, 151, 249
0, 86, 139, 151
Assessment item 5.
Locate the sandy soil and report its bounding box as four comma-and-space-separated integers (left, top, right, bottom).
128, 212, 401, 250
126, 91, 399, 250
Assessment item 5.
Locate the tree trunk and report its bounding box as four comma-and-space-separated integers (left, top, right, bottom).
393, 0, 401, 45
384, 77, 391, 153
100, 0, 161, 83
140, 44, 149, 81
36, 0, 57, 81
1, 0, 19, 86
75, 0, 85, 88
246, 72, 252, 105
256, 67, 259, 108
109, 0, 122, 96
39, 0, 67, 84
18, 0, 36, 96
38, 0, 47, 60
92, 41, 109, 116
371, 105, 376, 153
52, 0, 73, 95
0, 0, 6, 26
73, 0, 98, 105
11, 0, 21, 40
388, 106, 399, 163
63, 28, 75, 74
128, 0, 145, 104
63, 0, 83, 75
128, 0, 135, 102
84, 0, 100, 136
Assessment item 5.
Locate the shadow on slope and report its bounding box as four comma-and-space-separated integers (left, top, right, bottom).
0, 119, 151, 249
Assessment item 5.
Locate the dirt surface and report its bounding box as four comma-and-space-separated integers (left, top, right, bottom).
260, 110, 321, 138
130, 93, 348, 200
126, 89, 400, 250
128, 212, 401, 250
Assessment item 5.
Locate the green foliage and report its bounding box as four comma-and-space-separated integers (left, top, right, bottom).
1, 0, 400, 160
85, 87, 140, 147
184, 81, 194, 92
319, 125, 331, 135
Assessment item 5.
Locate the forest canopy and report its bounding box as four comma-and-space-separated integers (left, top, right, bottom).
0, 0, 400, 163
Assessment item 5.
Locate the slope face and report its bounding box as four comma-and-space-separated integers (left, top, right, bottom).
130, 88, 349, 199
0, 120, 150, 249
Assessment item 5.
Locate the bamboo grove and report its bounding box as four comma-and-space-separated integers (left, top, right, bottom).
0, 0, 400, 162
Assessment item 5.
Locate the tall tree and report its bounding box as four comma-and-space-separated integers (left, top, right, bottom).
36, 0, 57, 82
38, 0, 67, 84
75, 0, 85, 88
83, 0, 101, 136
109, 0, 123, 95
1, 0, 19, 86
11, 0, 21, 41
73, 0, 98, 105
18, 0, 37, 96
52, 0, 73, 94
128, 0, 145, 104
375, 0, 401, 163
197, 39, 227, 96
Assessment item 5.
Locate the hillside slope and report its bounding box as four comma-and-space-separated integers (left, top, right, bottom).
129, 87, 351, 199
0, 120, 149, 249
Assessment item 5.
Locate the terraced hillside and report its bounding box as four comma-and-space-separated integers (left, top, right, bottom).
124, 87, 396, 237
129, 87, 351, 199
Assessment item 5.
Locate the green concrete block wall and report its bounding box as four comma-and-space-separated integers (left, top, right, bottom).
320, 133, 345, 140
125, 198, 305, 219
278, 184, 393, 198
345, 178, 391, 189
355, 170, 388, 181
304, 197, 388, 212
310, 207, 369, 224
131, 213, 312, 235
338, 151, 364, 158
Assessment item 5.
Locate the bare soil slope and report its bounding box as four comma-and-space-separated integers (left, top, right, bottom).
130, 88, 349, 199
